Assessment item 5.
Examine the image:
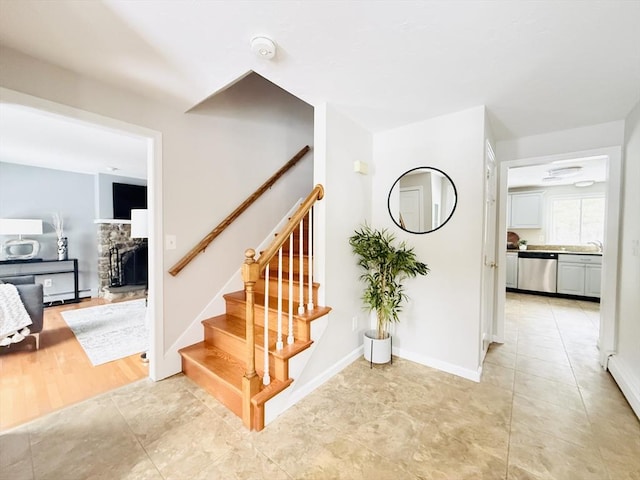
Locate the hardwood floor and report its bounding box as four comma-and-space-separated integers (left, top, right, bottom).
0, 298, 148, 431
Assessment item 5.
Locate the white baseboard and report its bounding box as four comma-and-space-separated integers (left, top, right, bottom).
492, 334, 504, 343
608, 355, 640, 420
393, 347, 482, 382
287, 345, 363, 406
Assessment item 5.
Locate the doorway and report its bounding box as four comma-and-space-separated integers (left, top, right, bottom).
0, 87, 163, 426
494, 146, 622, 368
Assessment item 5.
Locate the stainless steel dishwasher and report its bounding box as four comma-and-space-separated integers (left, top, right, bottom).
517, 251, 558, 293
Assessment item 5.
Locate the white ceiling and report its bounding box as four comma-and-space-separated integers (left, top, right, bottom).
0, 1, 639, 175
0, 104, 148, 179
507, 155, 608, 189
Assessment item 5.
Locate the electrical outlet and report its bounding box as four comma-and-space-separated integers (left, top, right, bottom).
44, 278, 52, 287
352, 316, 358, 331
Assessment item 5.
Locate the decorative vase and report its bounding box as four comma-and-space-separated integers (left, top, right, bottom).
57, 236, 68, 260
363, 329, 392, 365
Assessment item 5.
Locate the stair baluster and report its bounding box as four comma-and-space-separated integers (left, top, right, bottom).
276, 247, 284, 350
298, 218, 305, 315
288, 233, 294, 344
307, 209, 314, 310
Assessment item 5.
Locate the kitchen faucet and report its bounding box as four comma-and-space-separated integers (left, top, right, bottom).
589, 241, 603, 252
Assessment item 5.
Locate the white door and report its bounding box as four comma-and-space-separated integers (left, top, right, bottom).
480, 141, 498, 361
399, 187, 423, 232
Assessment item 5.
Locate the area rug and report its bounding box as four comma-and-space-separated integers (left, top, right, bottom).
61, 299, 148, 366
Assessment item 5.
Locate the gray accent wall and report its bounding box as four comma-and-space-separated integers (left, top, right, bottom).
95, 172, 147, 219
0, 162, 98, 297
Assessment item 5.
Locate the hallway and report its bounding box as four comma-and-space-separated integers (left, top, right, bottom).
1, 293, 638, 479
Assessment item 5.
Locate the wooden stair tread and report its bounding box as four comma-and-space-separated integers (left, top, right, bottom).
203, 314, 313, 360
179, 342, 244, 391
224, 290, 332, 321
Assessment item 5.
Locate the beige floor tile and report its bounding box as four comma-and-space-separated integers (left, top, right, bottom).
481, 362, 515, 391
0, 456, 34, 480
143, 410, 244, 479
508, 429, 608, 480
515, 343, 569, 364
486, 345, 517, 368
507, 464, 545, 479
406, 426, 508, 480
514, 355, 576, 386
4, 293, 638, 480
0, 428, 30, 468
513, 371, 583, 411
185, 441, 291, 480
510, 394, 594, 448
28, 397, 159, 480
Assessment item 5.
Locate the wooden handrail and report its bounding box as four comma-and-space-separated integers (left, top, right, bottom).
241, 183, 324, 429
257, 184, 324, 270
168, 145, 311, 276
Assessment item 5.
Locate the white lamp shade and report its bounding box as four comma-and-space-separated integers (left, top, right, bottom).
130, 209, 148, 238
0, 218, 43, 235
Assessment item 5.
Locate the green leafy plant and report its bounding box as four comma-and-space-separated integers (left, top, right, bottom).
349, 225, 429, 339
518, 239, 528, 246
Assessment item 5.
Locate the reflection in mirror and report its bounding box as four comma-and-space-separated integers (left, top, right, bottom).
388, 167, 457, 234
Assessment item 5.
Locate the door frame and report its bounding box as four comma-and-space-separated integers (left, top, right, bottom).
494, 146, 622, 367
0, 87, 165, 380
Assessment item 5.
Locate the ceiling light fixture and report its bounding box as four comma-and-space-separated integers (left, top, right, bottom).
251, 36, 277, 60
542, 176, 563, 183
546, 166, 582, 177
574, 180, 595, 188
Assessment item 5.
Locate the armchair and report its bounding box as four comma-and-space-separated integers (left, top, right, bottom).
1, 275, 44, 349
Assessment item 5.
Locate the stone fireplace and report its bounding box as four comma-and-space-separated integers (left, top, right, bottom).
97, 221, 147, 300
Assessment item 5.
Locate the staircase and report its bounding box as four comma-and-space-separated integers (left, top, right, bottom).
179, 186, 330, 431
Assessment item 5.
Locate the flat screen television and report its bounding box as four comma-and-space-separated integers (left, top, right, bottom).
113, 182, 147, 220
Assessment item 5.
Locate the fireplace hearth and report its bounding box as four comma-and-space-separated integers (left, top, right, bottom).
97, 221, 147, 300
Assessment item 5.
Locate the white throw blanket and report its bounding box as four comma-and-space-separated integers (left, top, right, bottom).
0, 283, 33, 345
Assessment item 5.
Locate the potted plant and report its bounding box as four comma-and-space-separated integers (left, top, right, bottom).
518, 239, 528, 251
349, 225, 429, 364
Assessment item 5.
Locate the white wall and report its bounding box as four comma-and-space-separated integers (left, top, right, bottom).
372, 106, 487, 379
292, 103, 373, 386
609, 100, 640, 417
0, 47, 313, 376
497, 121, 626, 160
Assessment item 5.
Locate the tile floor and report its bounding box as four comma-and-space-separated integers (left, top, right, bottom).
1, 293, 639, 479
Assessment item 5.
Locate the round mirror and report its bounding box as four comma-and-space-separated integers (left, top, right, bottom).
388, 167, 458, 234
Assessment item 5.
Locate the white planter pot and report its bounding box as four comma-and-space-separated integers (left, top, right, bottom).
363, 329, 392, 365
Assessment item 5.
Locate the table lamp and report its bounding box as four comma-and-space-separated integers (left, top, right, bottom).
0, 218, 43, 260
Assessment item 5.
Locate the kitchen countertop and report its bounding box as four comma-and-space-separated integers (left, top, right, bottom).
507, 245, 602, 256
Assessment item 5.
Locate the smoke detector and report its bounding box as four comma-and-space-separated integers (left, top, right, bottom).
251, 36, 277, 60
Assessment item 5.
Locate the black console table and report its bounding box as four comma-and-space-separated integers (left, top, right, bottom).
0, 258, 80, 305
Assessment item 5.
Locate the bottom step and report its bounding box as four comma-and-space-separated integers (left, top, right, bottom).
179, 342, 292, 430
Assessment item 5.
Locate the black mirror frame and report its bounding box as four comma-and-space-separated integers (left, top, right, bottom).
387, 166, 458, 234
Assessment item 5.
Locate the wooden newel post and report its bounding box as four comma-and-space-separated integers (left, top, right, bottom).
241, 248, 261, 429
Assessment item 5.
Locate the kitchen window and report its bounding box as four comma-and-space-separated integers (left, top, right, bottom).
548, 194, 605, 244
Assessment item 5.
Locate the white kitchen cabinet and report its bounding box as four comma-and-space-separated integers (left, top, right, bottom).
557, 254, 602, 298
584, 265, 602, 297
508, 191, 544, 229
506, 252, 518, 288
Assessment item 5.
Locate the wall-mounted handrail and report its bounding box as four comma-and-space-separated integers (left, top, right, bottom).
168, 145, 311, 276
